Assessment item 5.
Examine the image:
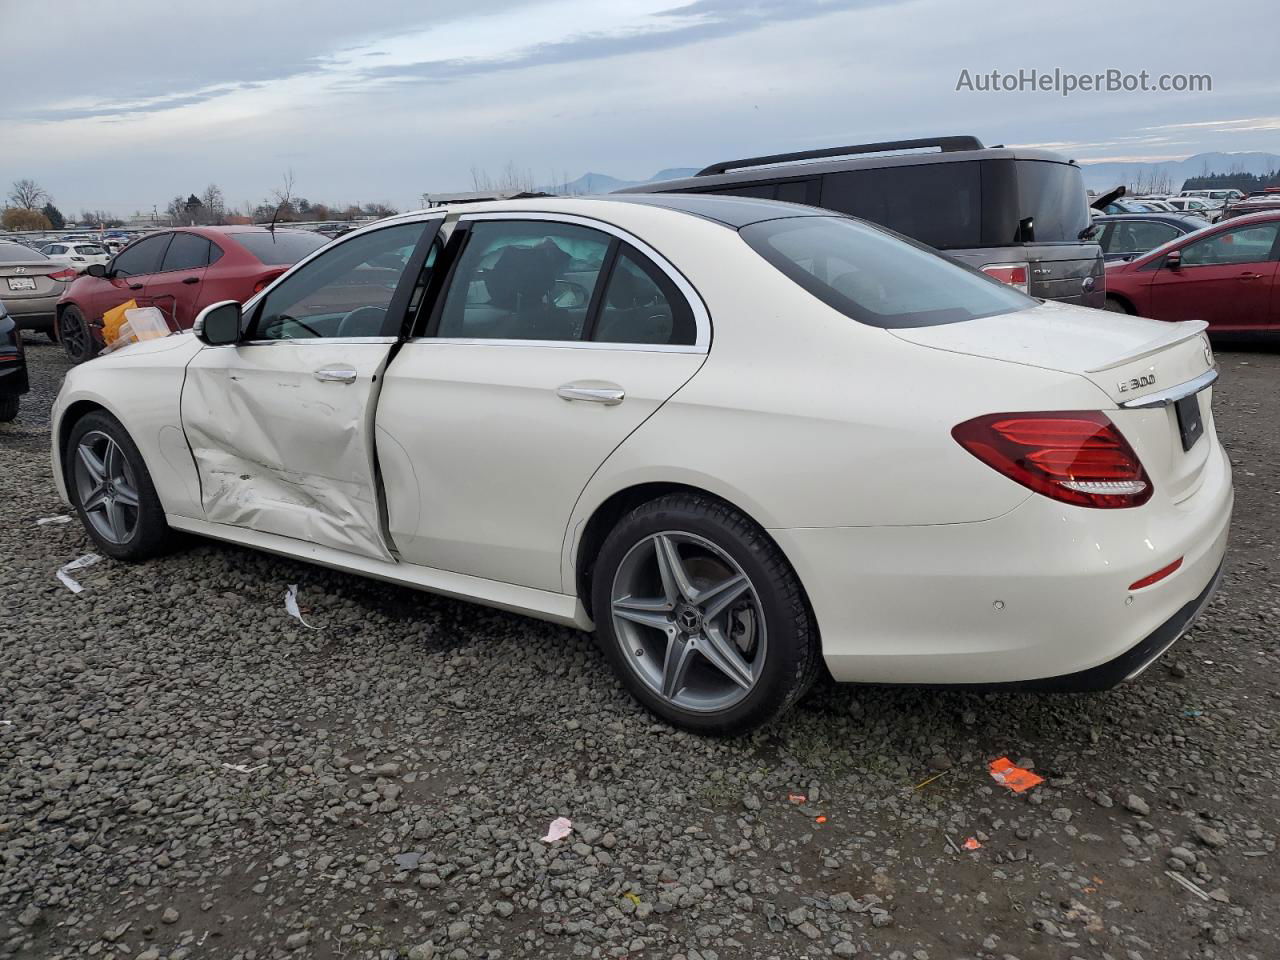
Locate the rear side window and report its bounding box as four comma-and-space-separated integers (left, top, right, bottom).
233, 231, 329, 265
436, 221, 611, 341
820, 162, 981, 249
593, 245, 696, 346
742, 216, 1032, 328
159, 233, 211, 272
113, 234, 172, 277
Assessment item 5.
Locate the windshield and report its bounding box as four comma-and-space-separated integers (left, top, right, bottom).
742, 216, 1035, 328
233, 230, 329, 265
1016, 161, 1091, 242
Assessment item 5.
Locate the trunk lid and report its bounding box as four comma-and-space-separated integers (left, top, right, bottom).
892, 300, 1217, 503
0, 261, 63, 299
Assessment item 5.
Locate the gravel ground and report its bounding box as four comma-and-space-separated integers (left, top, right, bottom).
2, 335, 1278, 960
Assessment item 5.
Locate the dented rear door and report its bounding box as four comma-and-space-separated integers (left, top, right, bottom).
180, 218, 439, 561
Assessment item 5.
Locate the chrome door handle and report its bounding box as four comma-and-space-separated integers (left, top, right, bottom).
313, 366, 357, 384
557, 383, 625, 405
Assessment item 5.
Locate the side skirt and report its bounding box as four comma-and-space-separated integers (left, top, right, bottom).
166, 515, 593, 630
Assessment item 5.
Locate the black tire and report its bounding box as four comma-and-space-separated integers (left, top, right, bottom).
591, 492, 821, 735
1103, 296, 1132, 314
64, 410, 172, 560
0, 396, 17, 422
60, 306, 99, 364
46, 329, 59, 343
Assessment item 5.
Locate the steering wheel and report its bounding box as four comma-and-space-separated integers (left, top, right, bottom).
337, 305, 388, 338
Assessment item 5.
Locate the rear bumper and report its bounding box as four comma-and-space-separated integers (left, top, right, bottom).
773, 439, 1233, 686
2, 293, 60, 331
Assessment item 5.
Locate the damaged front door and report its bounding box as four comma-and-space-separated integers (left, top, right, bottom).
180, 219, 437, 560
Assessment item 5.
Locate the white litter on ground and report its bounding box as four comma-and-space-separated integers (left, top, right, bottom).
36, 516, 72, 525
285, 584, 319, 629
221, 763, 266, 774
541, 817, 573, 843
57, 554, 102, 593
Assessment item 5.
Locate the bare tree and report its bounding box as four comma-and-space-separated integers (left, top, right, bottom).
9, 178, 48, 210
271, 169, 296, 208
200, 183, 225, 224
470, 161, 537, 194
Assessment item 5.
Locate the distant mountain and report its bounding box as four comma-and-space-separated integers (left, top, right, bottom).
544, 167, 700, 195
1078, 151, 1280, 192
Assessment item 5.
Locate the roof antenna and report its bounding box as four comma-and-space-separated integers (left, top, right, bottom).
267, 201, 284, 235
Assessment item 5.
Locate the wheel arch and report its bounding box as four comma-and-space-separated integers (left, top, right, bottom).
1105, 292, 1136, 314
572, 481, 815, 631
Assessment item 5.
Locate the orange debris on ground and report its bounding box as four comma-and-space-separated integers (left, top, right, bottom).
962, 837, 982, 850
987, 756, 1044, 793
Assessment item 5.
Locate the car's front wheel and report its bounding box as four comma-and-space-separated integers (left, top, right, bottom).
0, 396, 18, 422
65, 411, 172, 560
60, 306, 99, 364
592, 493, 821, 734
1103, 296, 1132, 314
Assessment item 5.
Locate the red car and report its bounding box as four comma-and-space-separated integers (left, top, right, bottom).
56, 226, 330, 362
1103, 210, 1280, 335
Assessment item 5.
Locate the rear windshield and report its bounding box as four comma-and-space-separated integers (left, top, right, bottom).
1016, 161, 1090, 243
75, 244, 106, 255
233, 231, 329, 265
741, 216, 1034, 328
0, 243, 48, 263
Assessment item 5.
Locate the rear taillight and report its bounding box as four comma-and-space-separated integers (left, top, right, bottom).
952, 411, 1152, 508
981, 262, 1029, 294
46, 268, 79, 281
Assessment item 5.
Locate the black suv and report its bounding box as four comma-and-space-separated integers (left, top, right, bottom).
619, 136, 1104, 308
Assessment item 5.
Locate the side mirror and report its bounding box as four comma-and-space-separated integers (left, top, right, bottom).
1165, 250, 1182, 271
193, 300, 242, 346
85, 263, 108, 278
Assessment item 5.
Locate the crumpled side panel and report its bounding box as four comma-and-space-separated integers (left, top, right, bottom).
180, 342, 395, 562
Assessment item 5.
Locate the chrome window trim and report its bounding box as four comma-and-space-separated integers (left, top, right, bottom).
447, 210, 711, 352
1118, 366, 1218, 408
236, 336, 399, 347
403, 336, 704, 354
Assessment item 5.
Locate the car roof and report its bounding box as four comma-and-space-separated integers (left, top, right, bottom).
390, 194, 827, 231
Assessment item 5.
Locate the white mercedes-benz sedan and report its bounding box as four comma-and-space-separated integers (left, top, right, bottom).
50, 195, 1232, 733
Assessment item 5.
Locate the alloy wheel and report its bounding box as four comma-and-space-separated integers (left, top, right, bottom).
61, 312, 89, 361
72, 430, 140, 544
609, 531, 767, 713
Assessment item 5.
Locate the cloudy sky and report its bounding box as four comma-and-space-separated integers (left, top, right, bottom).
3, 0, 1277, 217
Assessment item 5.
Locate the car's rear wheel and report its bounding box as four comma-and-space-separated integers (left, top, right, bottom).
65, 411, 172, 560
60, 307, 98, 364
1103, 296, 1132, 314
0, 396, 18, 422
592, 493, 820, 734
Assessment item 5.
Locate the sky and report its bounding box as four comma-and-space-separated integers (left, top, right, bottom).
2, 0, 1278, 218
